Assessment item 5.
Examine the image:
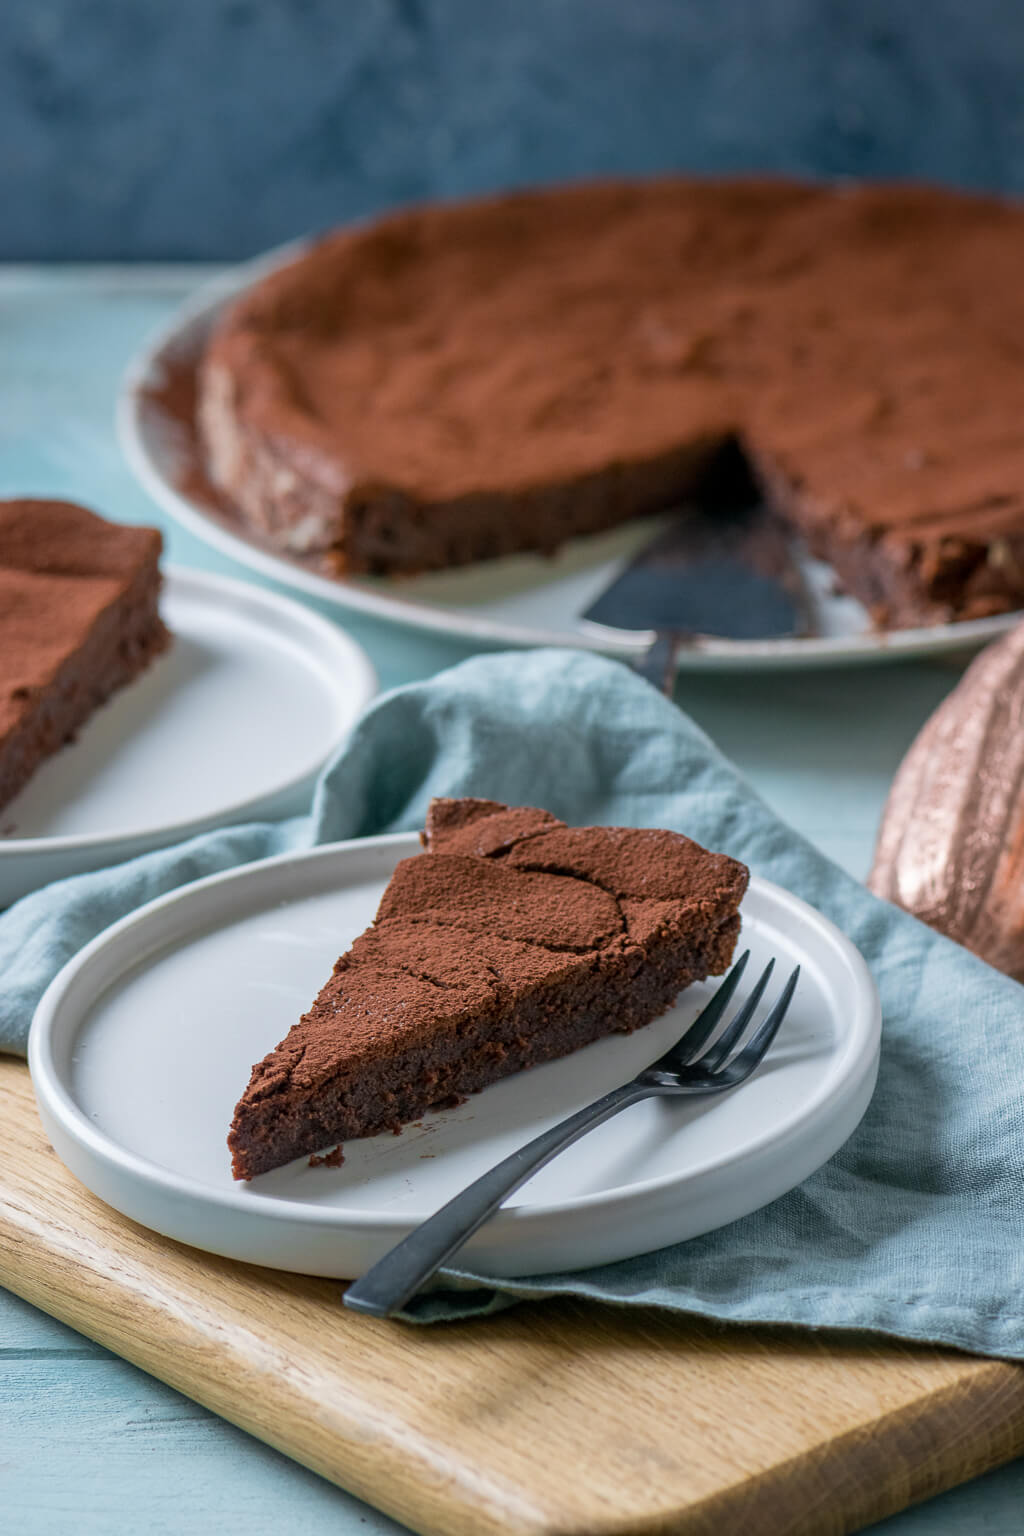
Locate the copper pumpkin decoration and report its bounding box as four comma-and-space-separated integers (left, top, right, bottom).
869, 621, 1024, 978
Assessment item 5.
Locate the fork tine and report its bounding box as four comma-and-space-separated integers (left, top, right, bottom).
656, 949, 750, 1068
697, 958, 775, 1072
723, 965, 800, 1081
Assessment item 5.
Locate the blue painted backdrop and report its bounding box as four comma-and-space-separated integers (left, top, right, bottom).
3, 0, 1024, 259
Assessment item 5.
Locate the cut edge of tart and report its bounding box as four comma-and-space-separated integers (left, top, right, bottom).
227, 797, 749, 1181
199, 176, 1024, 629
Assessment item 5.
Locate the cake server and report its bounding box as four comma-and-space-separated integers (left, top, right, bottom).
580, 495, 814, 688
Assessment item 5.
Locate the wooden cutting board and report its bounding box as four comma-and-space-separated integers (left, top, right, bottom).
3, 1056, 1024, 1536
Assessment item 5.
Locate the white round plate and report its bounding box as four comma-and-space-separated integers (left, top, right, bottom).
119, 246, 1018, 671
30, 833, 881, 1279
0, 567, 376, 905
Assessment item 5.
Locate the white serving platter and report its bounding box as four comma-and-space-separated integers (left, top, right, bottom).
29, 833, 881, 1280
118, 244, 1019, 670
0, 567, 377, 905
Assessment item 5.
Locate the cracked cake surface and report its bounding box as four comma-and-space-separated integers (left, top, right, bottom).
228, 797, 748, 1180
202, 176, 1024, 627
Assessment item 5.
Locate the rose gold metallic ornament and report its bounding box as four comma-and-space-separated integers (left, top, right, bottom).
870, 622, 1024, 979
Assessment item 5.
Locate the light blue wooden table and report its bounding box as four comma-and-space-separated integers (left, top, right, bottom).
2, 268, 1022, 1534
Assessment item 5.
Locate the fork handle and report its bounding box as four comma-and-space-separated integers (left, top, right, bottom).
343, 1079, 654, 1318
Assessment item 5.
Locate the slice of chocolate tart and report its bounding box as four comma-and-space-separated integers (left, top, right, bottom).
228, 798, 748, 1180
0, 499, 169, 814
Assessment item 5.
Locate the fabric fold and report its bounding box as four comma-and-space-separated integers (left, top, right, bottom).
3, 648, 1023, 1353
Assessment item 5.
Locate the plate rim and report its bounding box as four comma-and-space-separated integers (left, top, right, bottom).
117, 246, 1021, 671
29, 831, 882, 1232
0, 563, 378, 858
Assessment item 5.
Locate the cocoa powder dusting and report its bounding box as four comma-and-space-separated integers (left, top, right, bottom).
228, 798, 749, 1180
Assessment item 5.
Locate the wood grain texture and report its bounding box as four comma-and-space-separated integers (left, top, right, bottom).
3, 1055, 1024, 1536
1, 267, 1018, 1536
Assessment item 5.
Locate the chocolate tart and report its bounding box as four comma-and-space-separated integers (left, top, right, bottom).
201, 177, 1024, 629
228, 798, 748, 1180
0, 499, 169, 814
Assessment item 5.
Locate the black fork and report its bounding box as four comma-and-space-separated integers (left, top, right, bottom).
344, 951, 799, 1319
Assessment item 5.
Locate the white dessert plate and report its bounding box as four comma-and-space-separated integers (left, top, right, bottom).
30, 833, 881, 1279
0, 567, 376, 906
119, 245, 1019, 671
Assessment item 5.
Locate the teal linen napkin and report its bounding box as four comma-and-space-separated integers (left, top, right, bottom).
4, 649, 1024, 1350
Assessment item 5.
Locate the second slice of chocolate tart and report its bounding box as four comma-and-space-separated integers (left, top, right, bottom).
229, 798, 748, 1180
0, 498, 170, 814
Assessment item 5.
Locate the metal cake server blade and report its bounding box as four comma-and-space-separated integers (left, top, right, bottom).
581, 497, 815, 690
